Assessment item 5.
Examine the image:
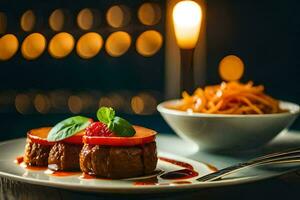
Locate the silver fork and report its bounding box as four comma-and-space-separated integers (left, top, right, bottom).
197, 147, 300, 182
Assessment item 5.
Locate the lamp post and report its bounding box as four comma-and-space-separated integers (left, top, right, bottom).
172, 0, 202, 94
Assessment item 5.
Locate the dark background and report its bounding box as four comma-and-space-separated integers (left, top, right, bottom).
0, 0, 299, 141
0, 0, 165, 91
205, 0, 300, 129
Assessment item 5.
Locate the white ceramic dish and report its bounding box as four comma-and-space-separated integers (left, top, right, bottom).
157, 100, 300, 151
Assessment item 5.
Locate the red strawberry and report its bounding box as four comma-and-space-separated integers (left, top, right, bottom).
86, 122, 114, 137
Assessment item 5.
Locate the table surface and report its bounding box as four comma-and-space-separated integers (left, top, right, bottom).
1, 131, 300, 200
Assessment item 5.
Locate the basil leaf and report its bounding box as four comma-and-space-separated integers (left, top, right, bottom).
108, 116, 136, 137
97, 107, 115, 124
47, 116, 91, 142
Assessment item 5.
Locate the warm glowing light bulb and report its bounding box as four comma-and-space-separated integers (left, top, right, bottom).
173, 0, 202, 49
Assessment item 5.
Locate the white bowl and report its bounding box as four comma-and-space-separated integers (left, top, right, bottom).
157, 100, 300, 152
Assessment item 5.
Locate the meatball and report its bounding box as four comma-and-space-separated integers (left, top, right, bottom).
24, 138, 52, 166
48, 143, 82, 171
80, 142, 157, 179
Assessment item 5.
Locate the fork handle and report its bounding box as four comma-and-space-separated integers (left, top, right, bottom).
197, 162, 251, 182
197, 156, 300, 182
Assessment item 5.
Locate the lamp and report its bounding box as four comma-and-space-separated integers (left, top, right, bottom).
172, 0, 202, 93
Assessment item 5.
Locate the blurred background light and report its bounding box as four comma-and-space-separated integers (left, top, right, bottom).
48, 32, 74, 58
34, 94, 51, 114
105, 31, 131, 57
0, 12, 7, 34
15, 94, 31, 114
131, 95, 144, 114
106, 5, 131, 28
136, 30, 163, 57
68, 95, 83, 114
99, 96, 113, 108
49, 9, 65, 32
49, 90, 69, 112
76, 32, 103, 59
138, 3, 161, 26
20, 10, 36, 32
21, 33, 46, 60
219, 55, 245, 81
77, 8, 100, 30
0, 34, 19, 61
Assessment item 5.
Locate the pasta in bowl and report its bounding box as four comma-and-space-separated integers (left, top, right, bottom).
157, 82, 299, 151
167, 81, 284, 115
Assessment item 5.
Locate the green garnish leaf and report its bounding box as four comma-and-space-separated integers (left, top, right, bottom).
97, 107, 115, 124
96, 106, 136, 137
47, 116, 91, 142
108, 116, 136, 137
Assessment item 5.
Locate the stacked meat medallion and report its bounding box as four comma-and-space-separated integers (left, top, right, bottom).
80, 125, 157, 179
24, 116, 92, 171
24, 127, 54, 166
24, 107, 158, 179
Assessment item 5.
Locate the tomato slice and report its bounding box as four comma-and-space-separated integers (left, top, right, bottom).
27, 127, 54, 146
63, 130, 84, 144
27, 127, 85, 145
83, 126, 157, 146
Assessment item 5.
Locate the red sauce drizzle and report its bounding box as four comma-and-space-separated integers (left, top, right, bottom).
158, 157, 194, 170
14, 156, 24, 164
160, 169, 198, 180
20, 163, 47, 170
45, 169, 80, 177
15, 156, 46, 170
173, 181, 192, 184
80, 173, 95, 179
158, 157, 200, 180
134, 180, 192, 186
133, 175, 159, 186
15, 156, 77, 175
14, 156, 206, 183
134, 181, 156, 186
80, 173, 112, 180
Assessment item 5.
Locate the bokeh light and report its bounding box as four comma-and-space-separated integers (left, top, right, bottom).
21, 10, 36, 32
49, 9, 65, 31
219, 55, 245, 81
77, 8, 98, 30
105, 31, 131, 57
136, 30, 163, 57
68, 95, 83, 114
0, 12, 7, 34
21, 33, 46, 60
48, 32, 74, 59
15, 94, 31, 114
34, 94, 51, 114
131, 96, 144, 114
99, 97, 114, 108
76, 32, 103, 59
0, 34, 19, 61
138, 3, 161, 26
106, 5, 130, 28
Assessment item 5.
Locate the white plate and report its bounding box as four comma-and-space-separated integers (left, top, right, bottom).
0, 136, 296, 193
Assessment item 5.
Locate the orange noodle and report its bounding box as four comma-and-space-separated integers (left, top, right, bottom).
169, 81, 284, 114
